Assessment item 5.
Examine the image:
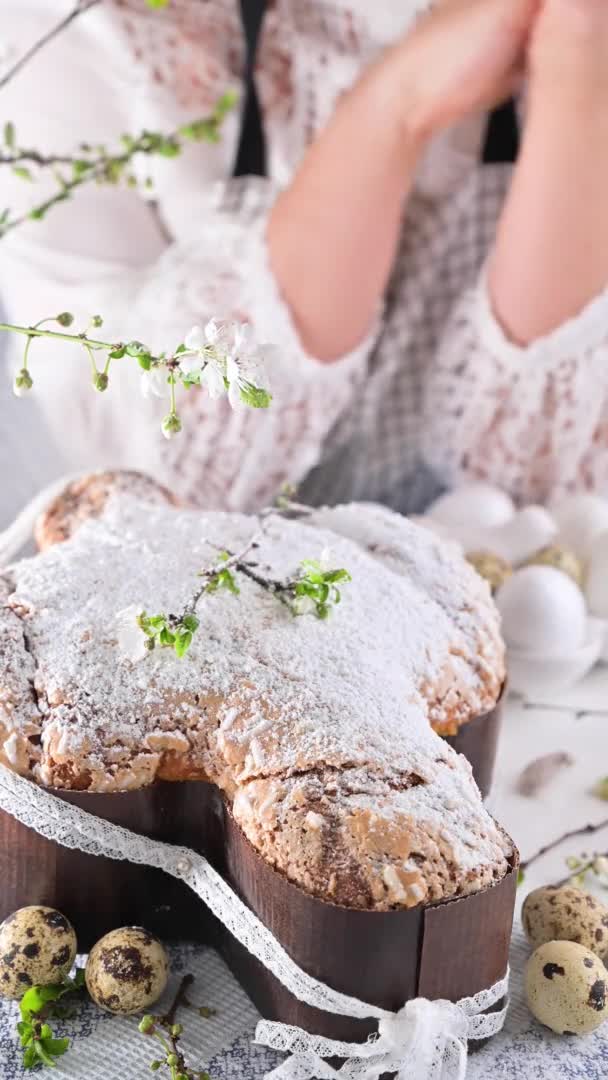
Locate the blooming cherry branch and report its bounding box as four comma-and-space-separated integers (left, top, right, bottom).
0, 312, 273, 438
0, 92, 236, 237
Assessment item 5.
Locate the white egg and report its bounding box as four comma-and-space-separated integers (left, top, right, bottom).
586, 528, 608, 616
485, 506, 558, 565
552, 493, 608, 559
496, 566, 587, 655
427, 484, 514, 530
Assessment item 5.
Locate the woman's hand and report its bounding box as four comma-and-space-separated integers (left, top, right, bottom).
392, 0, 539, 141
490, 0, 608, 345
268, 0, 539, 363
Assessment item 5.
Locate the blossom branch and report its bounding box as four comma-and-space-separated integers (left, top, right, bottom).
520, 818, 608, 873
0, 92, 236, 237
1, 313, 273, 433
0, 0, 101, 91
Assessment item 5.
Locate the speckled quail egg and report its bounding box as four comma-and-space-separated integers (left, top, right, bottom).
85, 927, 168, 1014
552, 493, 608, 560
525, 546, 585, 589
525, 940, 607, 1035
428, 484, 515, 530
466, 551, 513, 593
523, 886, 608, 958
0, 906, 77, 1000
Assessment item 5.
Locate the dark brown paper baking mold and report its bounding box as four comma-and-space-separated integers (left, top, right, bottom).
0, 778, 517, 1047
443, 695, 503, 799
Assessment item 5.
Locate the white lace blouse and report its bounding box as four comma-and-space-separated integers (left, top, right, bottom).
2, 0, 608, 514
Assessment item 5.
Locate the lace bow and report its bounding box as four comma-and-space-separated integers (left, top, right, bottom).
0, 763, 508, 1080
257, 988, 507, 1080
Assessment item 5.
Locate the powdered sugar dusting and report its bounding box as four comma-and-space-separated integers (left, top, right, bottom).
0, 491, 511, 908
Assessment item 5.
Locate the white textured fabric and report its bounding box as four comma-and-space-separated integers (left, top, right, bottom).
3, 1, 608, 516
0, 761, 508, 1080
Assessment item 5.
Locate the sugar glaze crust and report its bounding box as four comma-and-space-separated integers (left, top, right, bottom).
0, 479, 510, 911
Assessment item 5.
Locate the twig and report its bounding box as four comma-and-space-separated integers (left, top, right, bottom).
0, 0, 101, 91
162, 974, 194, 1028
184, 533, 263, 616
520, 818, 608, 872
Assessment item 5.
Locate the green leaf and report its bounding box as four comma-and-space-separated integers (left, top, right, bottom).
13, 165, 32, 182
20, 983, 68, 1022
29, 207, 46, 220
34, 1040, 57, 1067
215, 90, 239, 117
40, 1037, 69, 1058
174, 631, 193, 658
517, 869, 525, 887
109, 346, 126, 359
22, 1045, 38, 1069
72, 159, 91, 177
146, 0, 169, 7
181, 614, 199, 633
17, 1020, 33, 1047
159, 627, 175, 646
157, 139, 181, 158
138, 353, 153, 371
4, 121, 15, 148
594, 776, 608, 801
239, 383, 272, 409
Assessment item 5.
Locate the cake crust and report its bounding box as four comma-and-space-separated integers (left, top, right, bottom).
1, 476, 510, 911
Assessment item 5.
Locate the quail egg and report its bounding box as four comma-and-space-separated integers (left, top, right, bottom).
466, 551, 513, 593
495, 566, 587, 655
526, 940, 607, 1035
525, 546, 585, 590
0, 906, 77, 1000
523, 886, 608, 958
85, 927, 168, 1014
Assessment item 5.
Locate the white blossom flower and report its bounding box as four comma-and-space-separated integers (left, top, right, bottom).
115, 605, 148, 663
140, 367, 166, 399
200, 359, 227, 399
225, 324, 269, 409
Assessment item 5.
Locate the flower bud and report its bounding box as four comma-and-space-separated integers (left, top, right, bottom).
90, 315, 103, 328
161, 412, 182, 439
166, 1054, 179, 1067
56, 311, 74, 327
138, 1015, 155, 1035
170, 1024, 183, 1037
13, 368, 33, 397
594, 855, 608, 876
93, 372, 109, 392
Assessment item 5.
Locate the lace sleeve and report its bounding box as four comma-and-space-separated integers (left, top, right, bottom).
421, 268, 608, 504
130, 177, 378, 509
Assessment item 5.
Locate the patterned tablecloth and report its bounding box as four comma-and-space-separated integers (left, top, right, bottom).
0, 673, 607, 1080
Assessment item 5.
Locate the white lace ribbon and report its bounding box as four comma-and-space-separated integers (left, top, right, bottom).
0, 763, 509, 1079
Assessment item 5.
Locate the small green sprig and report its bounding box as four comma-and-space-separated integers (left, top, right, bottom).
0, 92, 236, 237
138, 974, 214, 1080
128, 529, 353, 662
17, 970, 86, 1070
289, 559, 352, 620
